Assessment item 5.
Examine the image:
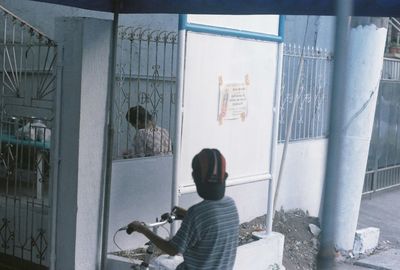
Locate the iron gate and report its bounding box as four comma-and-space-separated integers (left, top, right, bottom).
114, 27, 178, 159
363, 58, 400, 194
0, 6, 57, 268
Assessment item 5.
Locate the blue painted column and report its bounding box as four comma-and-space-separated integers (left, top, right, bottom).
54, 17, 112, 270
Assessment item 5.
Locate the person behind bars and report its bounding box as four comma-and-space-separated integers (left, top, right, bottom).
124, 105, 171, 158
127, 148, 240, 269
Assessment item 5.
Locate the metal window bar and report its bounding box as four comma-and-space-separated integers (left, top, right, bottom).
114, 27, 177, 159
363, 60, 400, 194
278, 44, 333, 143
382, 57, 400, 80
0, 5, 56, 268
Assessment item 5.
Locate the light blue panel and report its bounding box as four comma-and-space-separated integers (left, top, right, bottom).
179, 14, 285, 43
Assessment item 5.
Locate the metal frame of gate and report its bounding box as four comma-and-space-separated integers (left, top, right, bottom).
0, 5, 58, 269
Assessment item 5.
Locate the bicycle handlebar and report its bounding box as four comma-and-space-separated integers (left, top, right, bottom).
119, 212, 178, 233
146, 219, 170, 228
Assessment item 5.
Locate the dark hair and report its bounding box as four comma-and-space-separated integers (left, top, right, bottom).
192, 148, 228, 200
125, 106, 153, 127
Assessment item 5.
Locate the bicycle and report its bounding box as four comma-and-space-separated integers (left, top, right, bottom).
114, 210, 184, 270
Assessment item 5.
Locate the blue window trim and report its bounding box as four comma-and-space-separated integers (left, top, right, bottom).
179, 14, 285, 43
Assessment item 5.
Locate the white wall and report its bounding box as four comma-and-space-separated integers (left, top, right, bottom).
275, 139, 328, 217
179, 180, 270, 224
179, 139, 328, 220
109, 156, 173, 252
1, 0, 178, 40
179, 31, 278, 187
284, 15, 335, 51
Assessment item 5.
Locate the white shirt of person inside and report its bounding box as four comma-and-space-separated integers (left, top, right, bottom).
125, 125, 172, 158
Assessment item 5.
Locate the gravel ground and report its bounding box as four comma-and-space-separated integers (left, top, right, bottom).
240, 209, 320, 270
274, 209, 320, 270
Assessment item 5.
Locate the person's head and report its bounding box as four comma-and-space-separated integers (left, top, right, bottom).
191, 148, 228, 200
126, 106, 153, 129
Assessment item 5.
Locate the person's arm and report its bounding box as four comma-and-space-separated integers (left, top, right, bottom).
172, 206, 187, 220
127, 221, 179, 256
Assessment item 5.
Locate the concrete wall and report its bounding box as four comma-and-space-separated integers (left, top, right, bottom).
180, 139, 329, 221
109, 156, 173, 252
275, 139, 328, 217
284, 15, 335, 51
55, 17, 111, 270
2, 1, 334, 55
107, 232, 285, 270
0, 0, 178, 40
179, 180, 269, 224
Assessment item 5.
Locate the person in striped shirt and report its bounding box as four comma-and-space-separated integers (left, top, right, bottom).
127, 148, 240, 269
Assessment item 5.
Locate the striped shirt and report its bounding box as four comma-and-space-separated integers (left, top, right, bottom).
170, 196, 239, 270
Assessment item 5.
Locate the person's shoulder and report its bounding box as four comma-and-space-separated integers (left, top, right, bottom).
188, 200, 206, 210
191, 197, 234, 211
186, 200, 208, 214
223, 196, 236, 204
222, 196, 233, 201
220, 197, 239, 213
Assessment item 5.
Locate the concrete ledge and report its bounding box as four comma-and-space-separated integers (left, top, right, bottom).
353, 227, 380, 255
107, 232, 285, 270
107, 254, 138, 270
234, 232, 285, 270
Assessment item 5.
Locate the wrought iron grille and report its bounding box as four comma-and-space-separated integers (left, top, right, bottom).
114, 27, 177, 159
0, 5, 56, 268
382, 57, 400, 80
278, 44, 333, 142
363, 62, 400, 194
